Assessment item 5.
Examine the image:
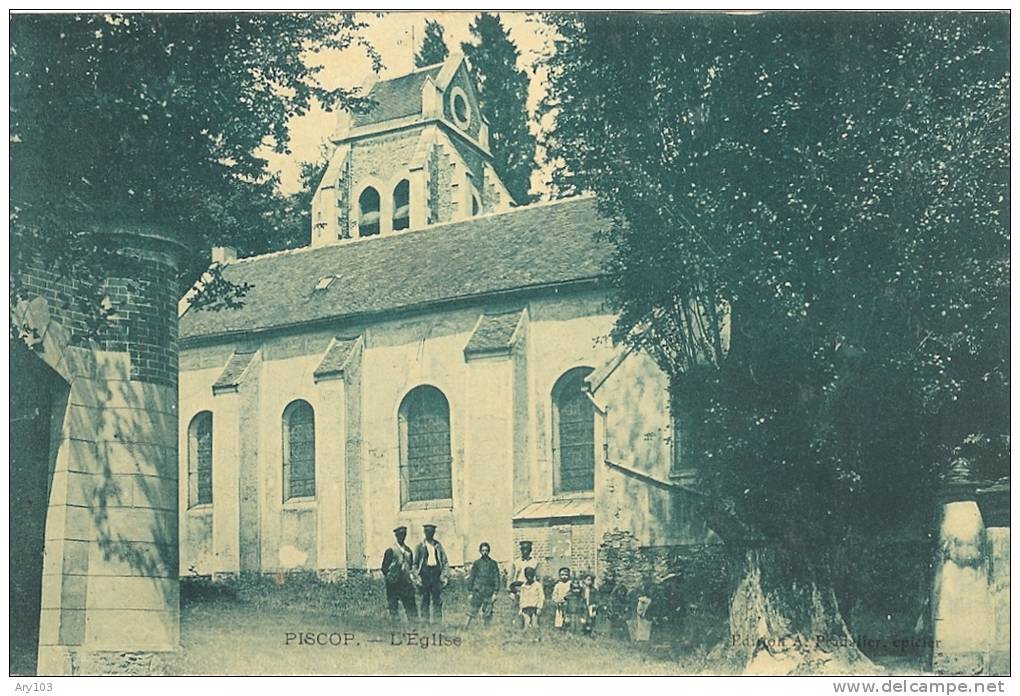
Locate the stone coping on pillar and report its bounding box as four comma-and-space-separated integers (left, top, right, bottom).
89, 222, 190, 259
976, 482, 1010, 528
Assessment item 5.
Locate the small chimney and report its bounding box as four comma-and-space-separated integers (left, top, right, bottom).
211, 246, 237, 264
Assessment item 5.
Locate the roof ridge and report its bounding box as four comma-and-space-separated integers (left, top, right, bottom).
372, 61, 444, 87
228, 194, 597, 266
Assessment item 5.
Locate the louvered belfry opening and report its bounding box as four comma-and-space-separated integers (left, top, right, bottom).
392, 179, 410, 231
358, 186, 381, 237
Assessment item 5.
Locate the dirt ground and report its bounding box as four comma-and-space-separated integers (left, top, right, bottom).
172, 596, 710, 675
171, 595, 927, 676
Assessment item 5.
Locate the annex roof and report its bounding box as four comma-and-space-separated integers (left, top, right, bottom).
513, 497, 595, 522
179, 196, 612, 342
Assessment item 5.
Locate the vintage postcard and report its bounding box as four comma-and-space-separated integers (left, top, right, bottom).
9, 9, 1010, 682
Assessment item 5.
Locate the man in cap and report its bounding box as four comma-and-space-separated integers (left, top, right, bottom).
381, 525, 418, 621
413, 523, 448, 623
508, 540, 540, 627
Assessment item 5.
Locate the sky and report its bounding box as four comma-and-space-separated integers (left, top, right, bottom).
266, 11, 557, 196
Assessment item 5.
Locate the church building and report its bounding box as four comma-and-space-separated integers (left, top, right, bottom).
177, 54, 714, 579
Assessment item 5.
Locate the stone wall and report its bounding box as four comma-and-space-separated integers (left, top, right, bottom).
13, 226, 183, 676
178, 287, 622, 577
931, 492, 1010, 676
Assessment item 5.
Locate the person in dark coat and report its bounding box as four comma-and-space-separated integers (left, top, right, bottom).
413, 523, 448, 623
465, 542, 501, 628
381, 525, 418, 621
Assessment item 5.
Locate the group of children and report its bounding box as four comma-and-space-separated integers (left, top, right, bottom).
515, 565, 598, 633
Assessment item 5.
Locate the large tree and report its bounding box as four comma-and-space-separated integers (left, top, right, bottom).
542, 12, 1009, 673
10, 12, 376, 312
415, 18, 449, 68
461, 12, 537, 204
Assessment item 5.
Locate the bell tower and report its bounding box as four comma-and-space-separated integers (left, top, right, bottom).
310, 54, 516, 248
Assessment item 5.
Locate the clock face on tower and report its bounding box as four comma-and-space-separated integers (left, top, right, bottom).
449, 86, 472, 131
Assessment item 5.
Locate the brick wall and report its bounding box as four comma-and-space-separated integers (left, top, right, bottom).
16, 239, 180, 387
513, 522, 596, 577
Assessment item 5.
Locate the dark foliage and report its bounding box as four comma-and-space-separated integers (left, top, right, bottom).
10, 12, 377, 313
542, 12, 1009, 550
415, 18, 449, 68
462, 12, 537, 204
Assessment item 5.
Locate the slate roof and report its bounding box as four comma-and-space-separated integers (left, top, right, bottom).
352, 65, 443, 128
180, 196, 612, 342
463, 310, 524, 357
211, 348, 257, 393
313, 337, 362, 381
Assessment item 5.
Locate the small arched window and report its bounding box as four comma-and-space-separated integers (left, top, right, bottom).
392, 179, 410, 231
358, 186, 380, 237
552, 367, 596, 494
399, 386, 453, 505
188, 411, 213, 507
471, 193, 481, 217
283, 400, 315, 500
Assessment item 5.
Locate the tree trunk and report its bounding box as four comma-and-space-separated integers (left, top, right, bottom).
724, 547, 876, 675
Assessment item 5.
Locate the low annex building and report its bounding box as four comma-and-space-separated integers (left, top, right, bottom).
177, 54, 713, 579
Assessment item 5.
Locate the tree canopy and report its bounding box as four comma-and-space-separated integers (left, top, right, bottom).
462, 12, 537, 204
415, 18, 449, 68
542, 12, 1009, 547
10, 12, 377, 308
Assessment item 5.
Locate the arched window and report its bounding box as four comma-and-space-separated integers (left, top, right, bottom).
398, 386, 453, 505
283, 400, 315, 500
392, 179, 410, 231
358, 186, 380, 237
188, 411, 213, 507
552, 367, 595, 494
471, 192, 481, 217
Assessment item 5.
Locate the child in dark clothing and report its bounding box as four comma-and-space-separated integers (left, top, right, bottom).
465, 542, 501, 628
565, 579, 586, 633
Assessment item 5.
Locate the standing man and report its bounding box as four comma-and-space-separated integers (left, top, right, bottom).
381, 525, 418, 622
414, 523, 448, 623
507, 540, 540, 627
465, 542, 501, 628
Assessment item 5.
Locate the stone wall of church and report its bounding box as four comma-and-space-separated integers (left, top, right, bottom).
179, 286, 668, 579
592, 348, 716, 550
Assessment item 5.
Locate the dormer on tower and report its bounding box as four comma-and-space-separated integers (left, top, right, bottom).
310, 54, 516, 248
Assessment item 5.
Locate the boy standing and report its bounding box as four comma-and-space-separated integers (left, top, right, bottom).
465, 542, 500, 628
518, 566, 545, 629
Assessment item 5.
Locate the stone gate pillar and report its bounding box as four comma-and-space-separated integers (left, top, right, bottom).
930, 460, 990, 675
977, 482, 1010, 676
16, 223, 185, 675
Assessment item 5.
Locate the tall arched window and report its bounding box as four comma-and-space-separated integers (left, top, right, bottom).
399, 386, 453, 505
283, 400, 315, 500
552, 367, 595, 494
358, 186, 380, 237
188, 411, 213, 507
392, 179, 410, 231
